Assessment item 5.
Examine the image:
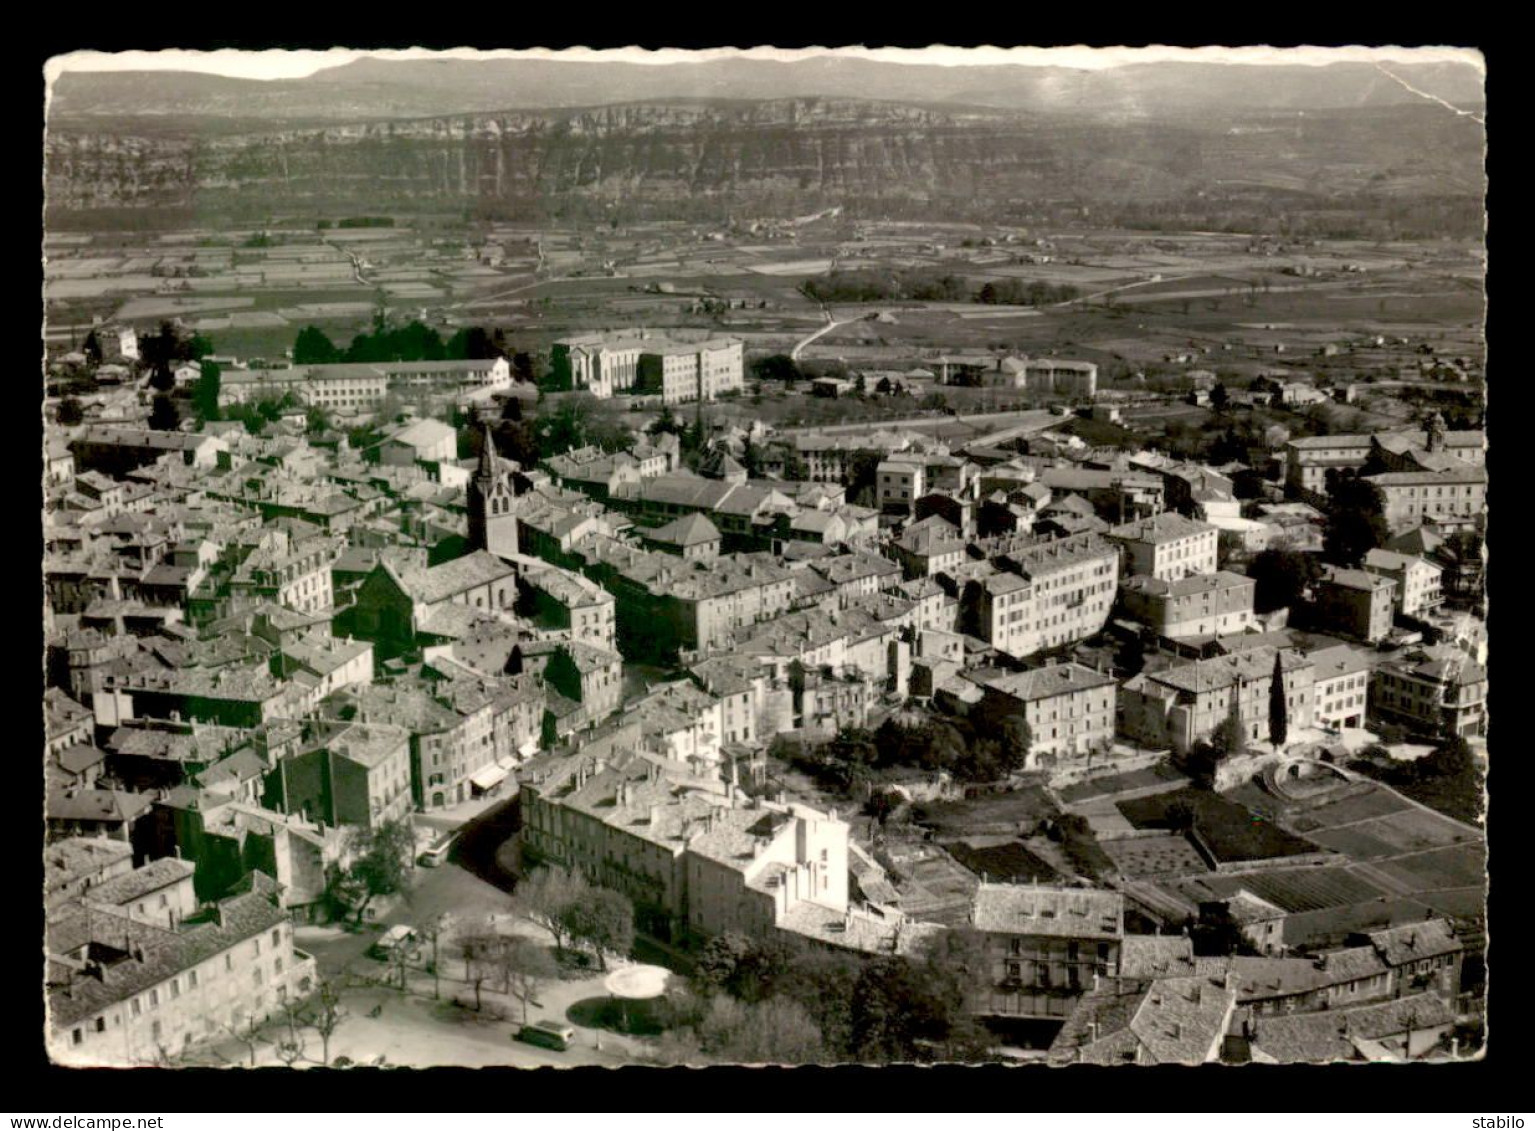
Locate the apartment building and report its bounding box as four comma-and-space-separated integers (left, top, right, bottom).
967, 663, 1117, 767
1313, 567, 1397, 644
689, 655, 776, 748
227, 531, 342, 616
1371, 646, 1487, 739
960, 533, 1120, 659
221, 359, 509, 410
323, 675, 543, 811
512, 639, 624, 734
809, 551, 904, 607
970, 884, 1126, 1021
70, 427, 227, 478
1107, 512, 1220, 582
1118, 570, 1256, 640
518, 561, 617, 651
1362, 549, 1445, 619
270, 719, 414, 829
876, 455, 927, 515
47, 885, 315, 1066
1308, 644, 1373, 731
574, 536, 797, 662
1118, 647, 1315, 755
889, 515, 968, 580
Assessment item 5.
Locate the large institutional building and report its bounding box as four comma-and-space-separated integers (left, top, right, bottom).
551, 333, 744, 405
219, 358, 512, 411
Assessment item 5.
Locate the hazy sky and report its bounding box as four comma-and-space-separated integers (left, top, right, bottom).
44, 45, 1484, 84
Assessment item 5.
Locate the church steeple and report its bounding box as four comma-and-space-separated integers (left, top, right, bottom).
470, 422, 514, 554
476, 422, 499, 482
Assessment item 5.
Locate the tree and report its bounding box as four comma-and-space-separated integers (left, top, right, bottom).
55, 397, 85, 426
192, 360, 223, 421
222, 1014, 268, 1067
1324, 478, 1390, 566
304, 404, 333, 436
695, 931, 756, 997
459, 929, 506, 1013
148, 363, 176, 393
865, 788, 903, 825
514, 864, 591, 956
995, 715, 1033, 774
501, 937, 559, 1024
148, 395, 180, 432
293, 325, 341, 365
414, 914, 452, 1001
1165, 796, 1198, 833
511, 350, 548, 386
1212, 697, 1247, 761
306, 978, 348, 1065
560, 887, 634, 971
446, 326, 499, 361
331, 817, 416, 925
751, 354, 801, 386
849, 931, 989, 1063
664, 994, 827, 1066
844, 449, 883, 508
1247, 548, 1323, 613
648, 405, 683, 437
82, 329, 102, 367
274, 997, 309, 1067
1269, 650, 1290, 750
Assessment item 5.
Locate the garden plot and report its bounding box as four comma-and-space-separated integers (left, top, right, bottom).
1101, 833, 1209, 880
1361, 843, 1486, 894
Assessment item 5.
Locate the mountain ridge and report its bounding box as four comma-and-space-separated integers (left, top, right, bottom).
49, 57, 1487, 128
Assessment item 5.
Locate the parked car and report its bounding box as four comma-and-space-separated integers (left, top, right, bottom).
516, 1020, 575, 1052
370, 924, 420, 962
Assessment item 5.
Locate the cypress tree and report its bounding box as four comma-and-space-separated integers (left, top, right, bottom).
1269, 650, 1289, 750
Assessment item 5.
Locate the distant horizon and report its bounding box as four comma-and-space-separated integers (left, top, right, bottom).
45, 45, 1485, 85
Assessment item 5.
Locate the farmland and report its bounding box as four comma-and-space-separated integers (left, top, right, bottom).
1116, 789, 1323, 865
45, 210, 1484, 404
